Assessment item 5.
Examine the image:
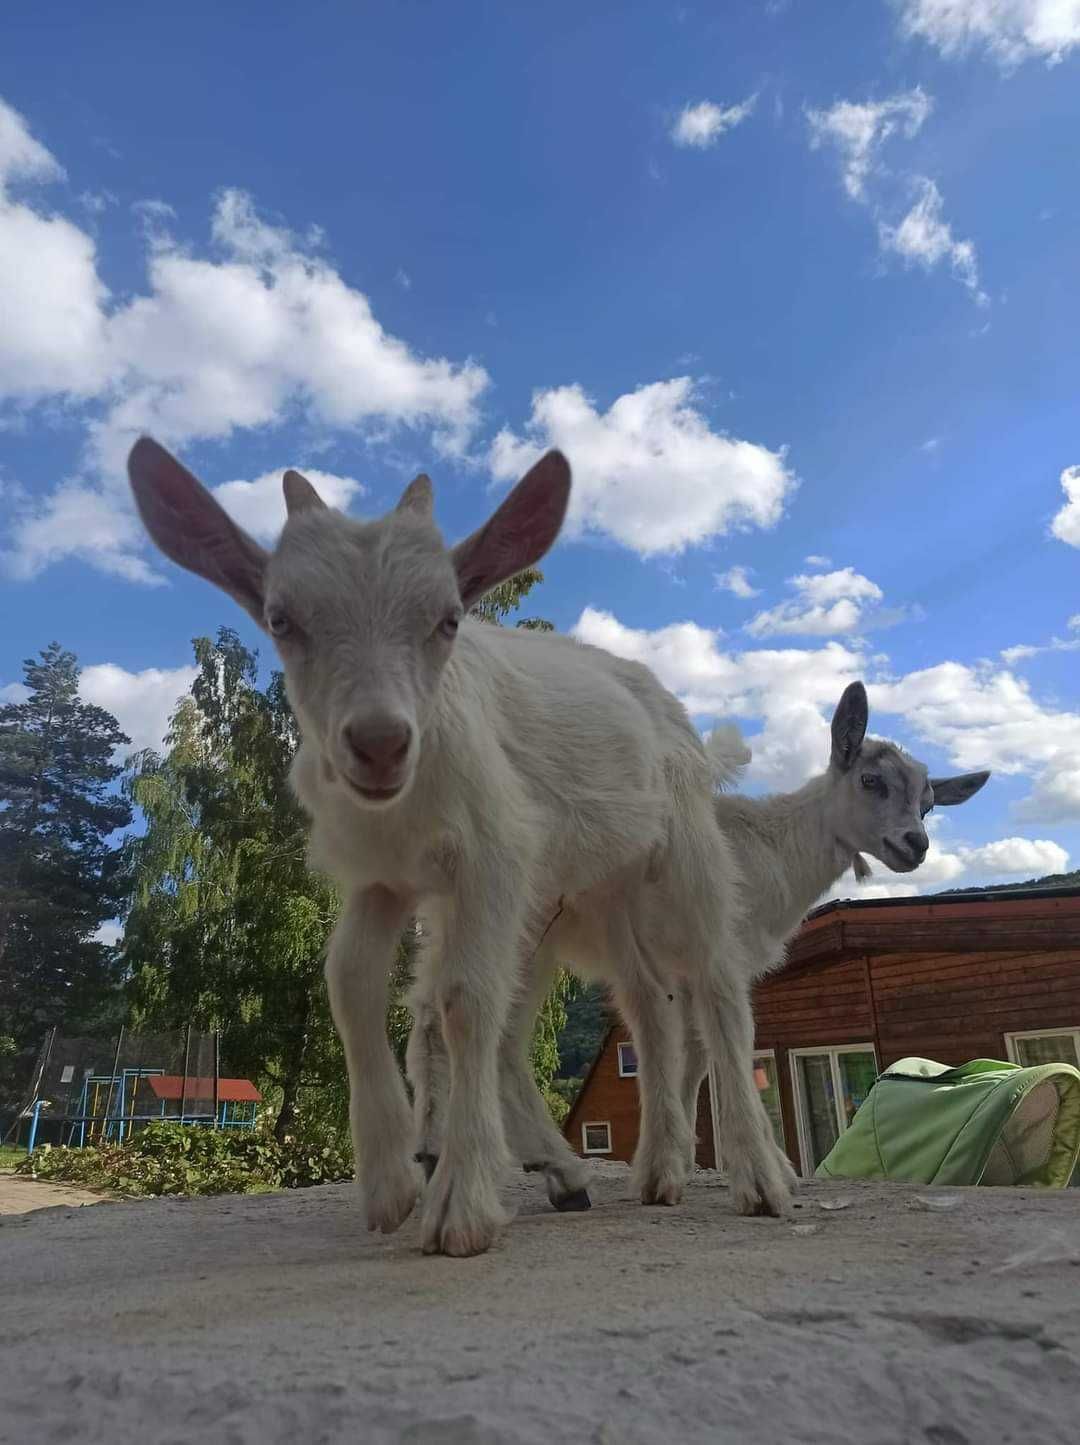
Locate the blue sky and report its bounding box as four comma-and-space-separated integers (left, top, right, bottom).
2, 0, 1080, 901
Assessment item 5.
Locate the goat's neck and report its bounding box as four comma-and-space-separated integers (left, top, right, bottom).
749, 774, 856, 937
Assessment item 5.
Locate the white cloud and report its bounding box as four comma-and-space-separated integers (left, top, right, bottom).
213, 468, 366, 543
489, 378, 794, 557
807, 89, 931, 199
0, 682, 30, 704
94, 920, 123, 948
0, 97, 490, 583
871, 662, 1080, 824
895, 0, 1080, 67
573, 605, 1080, 822
671, 95, 757, 148
394, 268, 412, 291
1001, 614, 1080, 664
0, 96, 64, 185
879, 178, 987, 304
5, 483, 162, 584
0, 99, 111, 400
804, 553, 832, 567
79, 663, 198, 755
572, 607, 862, 789
807, 89, 984, 305
1050, 464, 1080, 547
715, 565, 760, 599
746, 565, 887, 637
823, 831, 1068, 903
959, 836, 1069, 875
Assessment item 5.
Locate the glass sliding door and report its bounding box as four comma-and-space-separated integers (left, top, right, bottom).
791, 1045, 878, 1176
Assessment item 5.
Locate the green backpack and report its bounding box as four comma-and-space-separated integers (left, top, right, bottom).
816, 1056, 1080, 1189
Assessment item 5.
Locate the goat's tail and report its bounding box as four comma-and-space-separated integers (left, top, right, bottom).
704, 722, 751, 792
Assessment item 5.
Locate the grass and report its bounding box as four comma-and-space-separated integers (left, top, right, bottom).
0, 1144, 26, 1172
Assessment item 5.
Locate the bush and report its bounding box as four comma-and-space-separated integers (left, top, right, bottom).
16, 1120, 353, 1198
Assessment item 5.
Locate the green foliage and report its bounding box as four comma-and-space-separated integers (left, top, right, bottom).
121, 629, 344, 1139
547, 1076, 583, 1116
0, 643, 133, 1110
18, 1120, 352, 1197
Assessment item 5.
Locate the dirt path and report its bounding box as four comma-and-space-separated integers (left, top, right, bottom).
0, 1169, 115, 1215
1, 1162, 1078, 1444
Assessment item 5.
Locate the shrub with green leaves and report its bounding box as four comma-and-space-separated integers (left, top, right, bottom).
16, 1120, 352, 1198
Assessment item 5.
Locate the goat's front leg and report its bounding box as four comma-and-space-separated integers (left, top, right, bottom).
326, 885, 421, 1235
415, 871, 521, 1257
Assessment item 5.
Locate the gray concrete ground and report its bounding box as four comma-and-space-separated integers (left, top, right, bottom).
1, 1161, 1078, 1444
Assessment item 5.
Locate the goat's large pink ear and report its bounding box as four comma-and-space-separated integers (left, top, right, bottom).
396, 473, 433, 519
283, 469, 326, 517
929, 770, 990, 806
127, 436, 269, 624
830, 681, 868, 772
451, 450, 571, 611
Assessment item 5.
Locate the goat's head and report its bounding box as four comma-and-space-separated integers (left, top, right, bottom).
127, 438, 571, 810
827, 681, 990, 874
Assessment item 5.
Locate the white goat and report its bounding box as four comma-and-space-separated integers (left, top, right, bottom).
127, 438, 783, 1256
674, 681, 990, 1157
414, 681, 991, 1205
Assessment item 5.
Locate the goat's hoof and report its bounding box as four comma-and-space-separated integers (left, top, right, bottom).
637, 1161, 688, 1207
361, 1161, 421, 1235
419, 1166, 506, 1257
641, 1187, 682, 1207
552, 1187, 592, 1213
414, 1151, 439, 1183
729, 1156, 791, 1219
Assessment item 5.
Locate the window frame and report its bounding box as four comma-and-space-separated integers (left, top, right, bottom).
789, 1042, 878, 1178
1004, 1027, 1080, 1069
581, 1120, 613, 1155
617, 1041, 639, 1078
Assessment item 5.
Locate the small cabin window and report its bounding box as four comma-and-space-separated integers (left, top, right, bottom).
582, 1121, 612, 1154
617, 1042, 638, 1078
1005, 1028, 1080, 1071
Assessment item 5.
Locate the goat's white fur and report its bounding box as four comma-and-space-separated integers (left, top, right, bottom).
416, 684, 989, 1201
127, 436, 788, 1256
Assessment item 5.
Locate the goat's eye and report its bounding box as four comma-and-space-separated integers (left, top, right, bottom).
267, 609, 293, 639
437, 613, 461, 642
861, 773, 886, 796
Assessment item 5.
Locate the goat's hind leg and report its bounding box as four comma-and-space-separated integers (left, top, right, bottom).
610, 911, 692, 1207
694, 956, 792, 1217
681, 985, 799, 1192
500, 944, 593, 1212
405, 989, 449, 1184
409, 941, 593, 1212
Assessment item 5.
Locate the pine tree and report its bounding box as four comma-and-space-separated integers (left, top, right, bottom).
0, 643, 132, 1106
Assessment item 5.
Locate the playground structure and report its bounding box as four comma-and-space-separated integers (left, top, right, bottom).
3, 1025, 262, 1152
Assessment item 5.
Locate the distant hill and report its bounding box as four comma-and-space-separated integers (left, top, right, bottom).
936, 869, 1080, 898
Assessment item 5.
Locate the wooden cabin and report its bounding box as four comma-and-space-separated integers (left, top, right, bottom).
562, 885, 1080, 1178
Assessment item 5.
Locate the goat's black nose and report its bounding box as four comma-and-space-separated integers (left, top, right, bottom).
903, 830, 928, 858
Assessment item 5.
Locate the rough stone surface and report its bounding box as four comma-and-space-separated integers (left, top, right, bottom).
2, 1162, 1078, 1444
